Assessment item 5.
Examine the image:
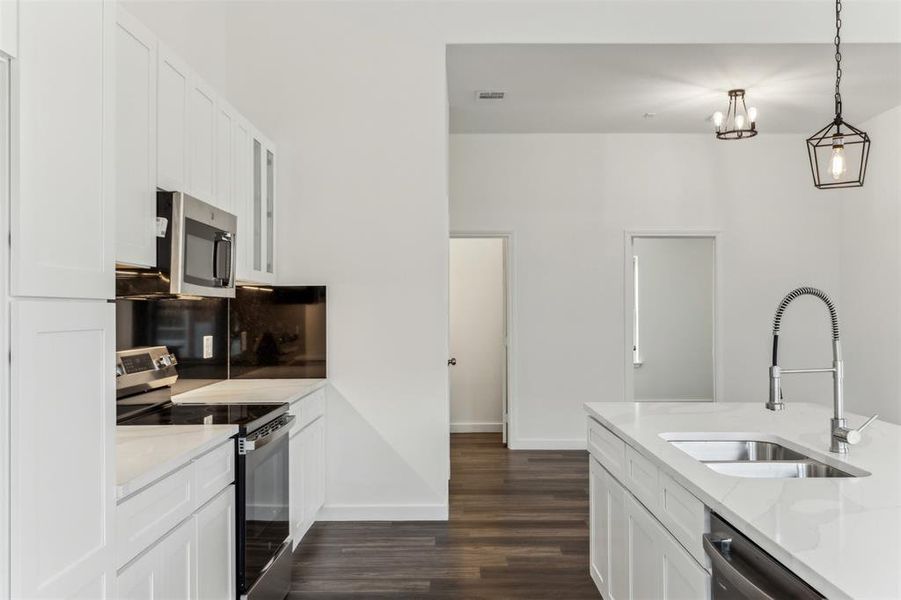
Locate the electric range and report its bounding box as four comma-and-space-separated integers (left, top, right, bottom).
116, 346, 294, 600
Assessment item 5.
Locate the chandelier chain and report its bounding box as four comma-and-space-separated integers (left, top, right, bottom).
834, 0, 843, 119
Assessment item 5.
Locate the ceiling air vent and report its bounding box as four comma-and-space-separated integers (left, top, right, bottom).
475, 90, 505, 101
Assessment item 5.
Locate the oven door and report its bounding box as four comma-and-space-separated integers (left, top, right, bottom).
169, 192, 237, 298
238, 415, 294, 597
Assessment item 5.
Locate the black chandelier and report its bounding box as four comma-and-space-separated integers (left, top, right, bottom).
806, 0, 870, 189
713, 89, 757, 140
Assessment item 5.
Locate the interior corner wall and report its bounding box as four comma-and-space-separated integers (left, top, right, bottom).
840, 105, 901, 425
450, 133, 843, 446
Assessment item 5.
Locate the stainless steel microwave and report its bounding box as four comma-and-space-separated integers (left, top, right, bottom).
116, 192, 237, 298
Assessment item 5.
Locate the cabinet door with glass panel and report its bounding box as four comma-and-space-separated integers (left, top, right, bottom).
238, 127, 276, 284
235, 124, 276, 284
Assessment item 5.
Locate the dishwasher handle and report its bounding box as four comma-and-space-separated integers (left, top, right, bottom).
703, 534, 775, 600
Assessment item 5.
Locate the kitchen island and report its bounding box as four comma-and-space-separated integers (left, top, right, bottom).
585, 401, 901, 600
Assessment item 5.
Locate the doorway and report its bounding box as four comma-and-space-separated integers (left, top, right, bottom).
449, 235, 510, 444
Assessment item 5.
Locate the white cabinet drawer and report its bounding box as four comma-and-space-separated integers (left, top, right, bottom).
624, 445, 659, 511
659, 472, 708, 568
291, 387, 326, 434
588, 418, 626, 479
193, 440, 235, 510
117, 464, 193, 569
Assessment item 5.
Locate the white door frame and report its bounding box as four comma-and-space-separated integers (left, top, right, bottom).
449, 231, 515, 446
623, 229, 723, 403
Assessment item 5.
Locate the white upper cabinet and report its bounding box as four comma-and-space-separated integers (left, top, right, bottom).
0, 0, 17, 57
12, 0, 114, 300
115, 7, 157, 268
11, 299, 115, 599
214, 100, 235, 213
187, 76, 216, 204
239, 129, 277, 284
233, 115, 252, 277
157, 44, 189, 193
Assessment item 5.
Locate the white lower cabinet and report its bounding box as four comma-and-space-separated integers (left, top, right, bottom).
194, 486, 236, 600
117, 516, 195, 600
117, 440, 236, 600
11, 300, 116, 599
590, 456, 708, 600
290, 407, 326, 550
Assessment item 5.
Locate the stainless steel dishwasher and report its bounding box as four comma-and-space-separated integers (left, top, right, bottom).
703, 513, 825, 600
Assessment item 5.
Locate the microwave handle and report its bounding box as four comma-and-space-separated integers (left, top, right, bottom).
213, 232, 233, 285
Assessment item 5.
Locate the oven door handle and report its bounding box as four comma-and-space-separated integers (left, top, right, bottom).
242, 415, 295, 453
703, 534, 774, 600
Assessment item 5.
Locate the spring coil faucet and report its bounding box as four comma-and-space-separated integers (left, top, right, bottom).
768, 286, 878, 453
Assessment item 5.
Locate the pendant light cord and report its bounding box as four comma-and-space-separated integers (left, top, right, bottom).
834, 0, 843, 121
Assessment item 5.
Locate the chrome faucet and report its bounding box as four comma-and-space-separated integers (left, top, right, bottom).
768, 287, 878, 453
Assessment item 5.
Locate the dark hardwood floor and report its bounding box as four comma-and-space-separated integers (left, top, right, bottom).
289, 433, 599, 599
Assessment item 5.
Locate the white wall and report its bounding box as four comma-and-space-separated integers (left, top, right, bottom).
217, 0, 899, 509
449, 238, 505, 432
840, 105, 901, 425
450, 133, 843, 446
633, 237, 714, 402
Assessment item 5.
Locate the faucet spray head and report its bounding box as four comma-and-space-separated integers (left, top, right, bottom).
767, 365, 784, 411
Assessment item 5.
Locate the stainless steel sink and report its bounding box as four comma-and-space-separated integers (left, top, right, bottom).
705, 461, 854, 478
670, 440, 808, 462
666, 438, 860, 478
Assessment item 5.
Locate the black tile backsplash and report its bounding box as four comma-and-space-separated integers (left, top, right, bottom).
115, 286, 326, 381
116, 297, 229, 381
230, 286, 327, 379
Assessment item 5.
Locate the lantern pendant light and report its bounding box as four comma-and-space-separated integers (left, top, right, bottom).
713, 89, 758, 139
806, 0, 871, 189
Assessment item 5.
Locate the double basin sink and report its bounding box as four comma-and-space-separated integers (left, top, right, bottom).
667, 439, 861, 478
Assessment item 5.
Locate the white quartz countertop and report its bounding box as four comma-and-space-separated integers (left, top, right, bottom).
171, 378, 325, 405
584, 401, 901, 600
116, 425, 238, 501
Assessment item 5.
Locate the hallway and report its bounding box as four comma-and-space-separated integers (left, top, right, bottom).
289, 433, 598, 599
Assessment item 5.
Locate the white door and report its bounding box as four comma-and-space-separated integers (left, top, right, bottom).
289, 428, 306, 549
10, 299, 115, 599
115, 7, 157, 268
12, 0, 114, 299
232, 116, 252, 279
661, 525, 709, 599
156, 518, 195, 600
214, 101, 234, 213
626, 494, 665, 600
187, 76, 216, 203
157, 44, 189, 192
304, 417, 325, 524
117, 545, 157, 600
448, 237, 507, 438
195, 486, 236, 600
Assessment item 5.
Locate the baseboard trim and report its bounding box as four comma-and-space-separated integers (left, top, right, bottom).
317, 503, 448, 521
508, 438, 586, 450
450, 422, 503, 433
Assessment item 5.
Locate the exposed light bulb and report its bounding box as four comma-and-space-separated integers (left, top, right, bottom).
735, 114, 745, 130
830, 138, 847, 181
748, 107, 758, 123
713, 111, 724, 130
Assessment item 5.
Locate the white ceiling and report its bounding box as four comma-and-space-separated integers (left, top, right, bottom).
447, 44, 901, 134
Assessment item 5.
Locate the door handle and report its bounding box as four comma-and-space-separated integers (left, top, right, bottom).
448, 358, 457, 366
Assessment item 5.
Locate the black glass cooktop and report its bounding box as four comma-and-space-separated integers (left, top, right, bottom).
118, 402, 288, 433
